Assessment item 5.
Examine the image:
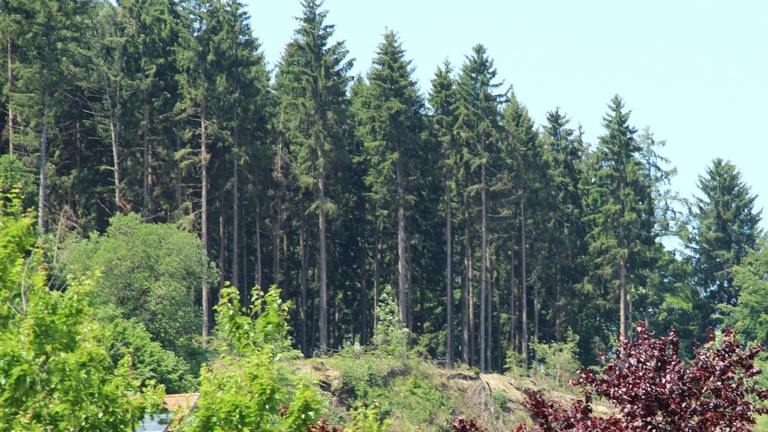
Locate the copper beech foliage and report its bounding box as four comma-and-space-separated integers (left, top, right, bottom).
514, 324, 768, 432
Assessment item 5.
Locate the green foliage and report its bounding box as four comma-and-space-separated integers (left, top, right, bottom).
0, 155, 35, 210
186, 285, 324, 432
98, 308, 196, 394
690, 158, 763, 315
345, 401, 390, 432
492, 391, 509, 416
0, 194, 163, 431
722, 239, 768, 344
332, 287, 453, 431
530, 330, 581, 388
58, 213, 214, 372
505, 350, 527, 378
372, 285, 410, 357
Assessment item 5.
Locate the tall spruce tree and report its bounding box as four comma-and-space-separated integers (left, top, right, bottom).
274, 0, 352, 351
583, 95, 657, 341
12, 0, 94, 233
501, 96, 537, 370
455, 44, 506, 372
689, 158, 762, 317
429, 60, 459, 367
176, 0, 220, 340
355, 31, 423, 325
540, 108, 586, 341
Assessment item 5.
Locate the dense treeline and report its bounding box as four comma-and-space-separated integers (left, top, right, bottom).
0, 0, 763, 373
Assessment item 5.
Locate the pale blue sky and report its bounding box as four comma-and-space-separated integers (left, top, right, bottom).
245, 0, 767, 230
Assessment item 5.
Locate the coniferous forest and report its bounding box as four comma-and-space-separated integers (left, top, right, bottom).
1, 2, 767, 426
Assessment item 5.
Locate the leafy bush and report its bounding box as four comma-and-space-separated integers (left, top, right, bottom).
0, 192, 163, 431
185, 285, 325, 431
529, 329, 581, 388
98, 308, 196, 393
59, 213, 215, 372
371, 285, 410, 357
514, 324, 768, 431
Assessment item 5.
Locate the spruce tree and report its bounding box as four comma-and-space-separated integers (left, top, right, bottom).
355, 31, 423, 326
273, 0, 352, 351
689, 158, 762, 316
583, 95, 657, 341
12, 0, 94, 233
455, 44, 506, 372
429, 60, 459, 367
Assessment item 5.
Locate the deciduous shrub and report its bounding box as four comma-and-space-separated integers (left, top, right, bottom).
514, 324, 768, 431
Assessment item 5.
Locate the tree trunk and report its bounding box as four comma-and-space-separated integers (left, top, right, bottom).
7, 35, 13, 156
556, 261, 563, 342
142, 86, 150, 219
480, 159, 487, 372
219, 207, 225, 294
374, 221, 382, 329
301, 220, 309, 355
510, 242, 515, 347
620, 260, 627, 338
534, 278, 540, 345
201, 98, 210, 342
175, 127, 182, 210
397, 158, 407, 324
318, 157, 328, 351
521, 191, 528, 371
256, 202, 262, 289
104, 70, 121, 207
445, 151, 453, 368
38, 89, 49, 233
469, 240, 475, 367
487, 256, 493, 372
360, 237, 368, 346
273, 200, 281, 287
232, 125, 239, 290
462, 203, 470, 365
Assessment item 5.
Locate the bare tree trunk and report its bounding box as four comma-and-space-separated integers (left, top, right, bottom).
462, 203, 470, 365
142, 86, 150, 219
620, 260, 627, 339
103, 69, 121, 207
256, 202, 262, 289
360, 237, 368, 346
480, 159, 487, 372
374, 221, 382, 328
273, 201, 280, 287
318, 156, 328, 351
219, 208, 225, 294
469, 242, 475, 367
397, 158, 407, 324
445, 151, 453, 368
521, 191, 528, 371
175, 127, 182, 210
7, 35, 13, 156
509, 242, 515, 347
534, 277, 540, 345
38, 89, 49, 233
242, 224, 248, 303
301, 214, 309, 355
487, 255, 493, 372
556, 262, 563, 341
201, 98, 210, 342
232, 125, 239, 290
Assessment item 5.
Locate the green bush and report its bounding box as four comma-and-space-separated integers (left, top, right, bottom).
59, 213, 215, 374
184, 285, 325, 432
0, 192, 163, 431
529, 330, 581, 388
